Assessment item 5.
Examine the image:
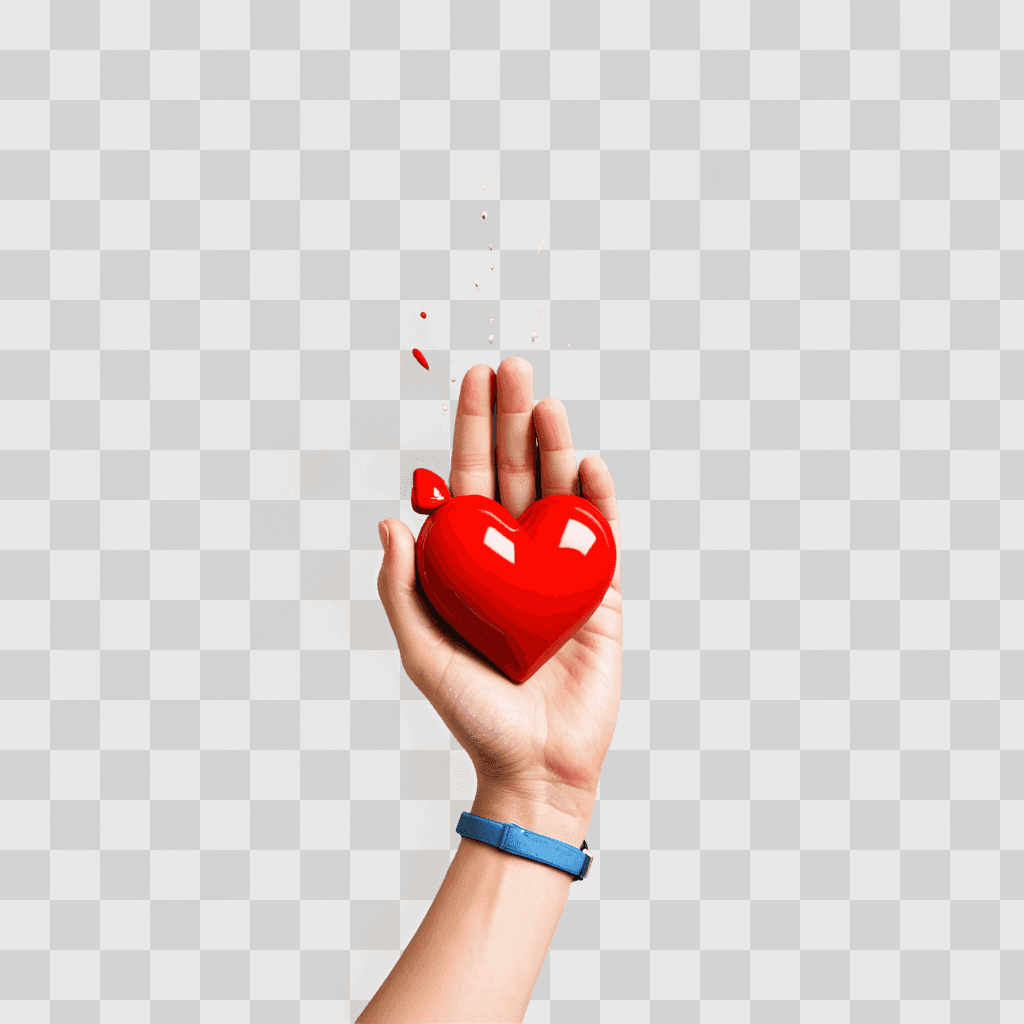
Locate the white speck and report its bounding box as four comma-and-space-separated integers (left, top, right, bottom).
537, 237, 547, 253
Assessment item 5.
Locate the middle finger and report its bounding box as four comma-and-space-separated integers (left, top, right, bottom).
495, 357, 536, 519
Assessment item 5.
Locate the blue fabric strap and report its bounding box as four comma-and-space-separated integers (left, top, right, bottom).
456, 811, 592, 881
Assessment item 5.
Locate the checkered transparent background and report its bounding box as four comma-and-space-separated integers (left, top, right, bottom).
1, 0, 1023, 1021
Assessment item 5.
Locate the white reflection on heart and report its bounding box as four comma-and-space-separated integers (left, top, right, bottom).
558, 519, 596, 556
483, 526, 515, 564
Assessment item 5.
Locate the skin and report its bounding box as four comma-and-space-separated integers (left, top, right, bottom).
361, 357, 623, 1023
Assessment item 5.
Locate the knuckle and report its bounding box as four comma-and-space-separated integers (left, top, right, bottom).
451, 450, 492, 473
498, 455, 534, 474
496, 443, 535, 474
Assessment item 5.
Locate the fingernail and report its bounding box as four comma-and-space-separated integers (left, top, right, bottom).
378, 520, 389, 554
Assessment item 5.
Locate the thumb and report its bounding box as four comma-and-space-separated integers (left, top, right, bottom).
376, 518, 451, 686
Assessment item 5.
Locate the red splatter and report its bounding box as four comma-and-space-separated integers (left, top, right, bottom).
412, 348, 429, 370
420, 311, 427, 318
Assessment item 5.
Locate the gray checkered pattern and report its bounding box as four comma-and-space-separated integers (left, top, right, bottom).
0, 0, 1022, 1021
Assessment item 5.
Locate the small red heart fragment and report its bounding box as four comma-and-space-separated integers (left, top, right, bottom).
412, 348, 429, 370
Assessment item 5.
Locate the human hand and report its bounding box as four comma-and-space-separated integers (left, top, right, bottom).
376, 356, 623, 836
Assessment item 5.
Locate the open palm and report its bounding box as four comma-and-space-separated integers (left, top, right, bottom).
376, 357, 623, 822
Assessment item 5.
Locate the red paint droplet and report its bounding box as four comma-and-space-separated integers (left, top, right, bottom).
412, 348, 429, 370
420, 311, 426, 318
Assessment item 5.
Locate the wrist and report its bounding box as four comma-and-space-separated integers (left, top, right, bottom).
470, 780, 594, 849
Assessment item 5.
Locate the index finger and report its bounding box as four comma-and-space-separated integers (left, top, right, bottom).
449, 363, 496, 499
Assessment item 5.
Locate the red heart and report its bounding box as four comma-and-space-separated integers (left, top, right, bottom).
411, 468, 616, 683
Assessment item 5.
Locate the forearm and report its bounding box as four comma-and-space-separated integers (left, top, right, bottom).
357, 784, 594, 1024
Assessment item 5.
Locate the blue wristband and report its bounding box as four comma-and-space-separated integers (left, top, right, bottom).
456, 811, 593, 881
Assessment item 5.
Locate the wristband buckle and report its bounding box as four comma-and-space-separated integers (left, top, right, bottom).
577, 840, 593, 880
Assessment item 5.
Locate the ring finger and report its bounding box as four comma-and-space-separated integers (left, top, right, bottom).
533, 397, 578, 497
